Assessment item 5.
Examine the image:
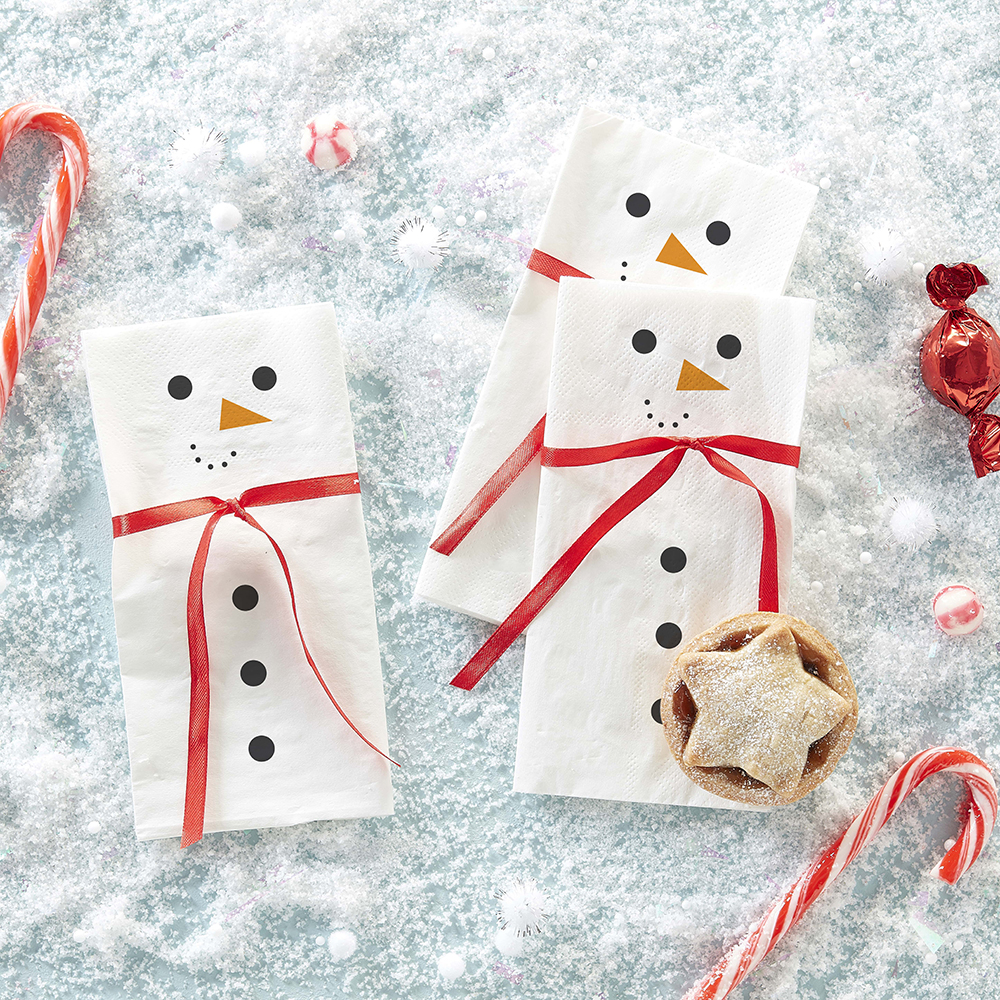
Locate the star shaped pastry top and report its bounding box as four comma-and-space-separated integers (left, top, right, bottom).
676, 623, 850, 800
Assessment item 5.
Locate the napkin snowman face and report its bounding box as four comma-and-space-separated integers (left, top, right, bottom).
513, 279, 814, 810
83, 304, 393, 841
417, 105, 817, 626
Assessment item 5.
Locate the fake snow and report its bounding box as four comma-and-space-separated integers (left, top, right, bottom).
0, 3, 998, 1000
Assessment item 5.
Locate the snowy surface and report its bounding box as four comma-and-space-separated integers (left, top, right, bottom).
1, 1, 999, 997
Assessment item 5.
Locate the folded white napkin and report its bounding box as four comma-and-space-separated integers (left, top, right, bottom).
83, 304, 393, 841
417, 105, 817, 625
513, 279, 814, 810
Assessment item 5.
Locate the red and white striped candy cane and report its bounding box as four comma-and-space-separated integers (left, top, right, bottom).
0, 102, 89, 421
686, 747, 997, 1000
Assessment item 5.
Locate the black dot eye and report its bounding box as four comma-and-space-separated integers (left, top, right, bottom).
168, 375, 192, 400
632, 329, 656, 354
626, 193, 650, 218
717, 335, 742, 359
252, 366, 277, 391
706, 221, 730, 245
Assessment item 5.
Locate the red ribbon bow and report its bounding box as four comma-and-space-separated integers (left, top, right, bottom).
449, 435, 800, 690
113, 473, 398, 848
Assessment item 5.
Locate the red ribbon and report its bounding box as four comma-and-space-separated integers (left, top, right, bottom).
113, 473, 399, 848
428, 248, 588, 556
449, 435, 800, 691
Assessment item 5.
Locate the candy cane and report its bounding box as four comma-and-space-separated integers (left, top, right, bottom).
685, 747, 997, 1000
0, 102, 89, 421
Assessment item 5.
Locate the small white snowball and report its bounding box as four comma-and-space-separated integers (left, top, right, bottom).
923, 951, 938, 964
210, 203, 243, 232
852, 281, 863, 292
315, 936, 325, 946
907, 134, 920, 147
495, 926, 524, 957
238, 138, 267, 168
437, 952, 466, 980
817, 529, 827, 539
945, 838, 956, 850
86, 820, 101, 834
849, 525, 866, 537
206, 923, 224, 939
810, 581, 823, 593
893, 751, 906, 766
68, 37, 82, 50
432, 332, 445, 345
960, 99, 972, 113
586, 57, 598, 69
819, 176, 831, 190
912, 261, 925, 273
455, 215, 467, 226
14, 371, 26, 386
72, 928, 86, 943
482, 46, 496, 60
954, 939, 965, 950
859, 552, 872, 565
432, 206, 445, 219
911, 327, 923, 338
328, 929, 357, 960
334, 229, 345, 241
474, 210, 487, 223
849, 55, 862, 68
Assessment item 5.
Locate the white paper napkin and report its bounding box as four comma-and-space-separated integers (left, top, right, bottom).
83, 304, 393, 841
417, 105, 817, 625
513, 279, 814, 810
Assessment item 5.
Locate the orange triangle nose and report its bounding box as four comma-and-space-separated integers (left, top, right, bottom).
220, 398, 271, 430
656, 233, 706, 274
676, 360, 728, 391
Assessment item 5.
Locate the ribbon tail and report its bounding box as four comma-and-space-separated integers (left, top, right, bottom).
450, 447, 688, 689
430, 415, 546, 555
698, 448, 781, 613
181, 509, 226, 848
239, 510, 399, 768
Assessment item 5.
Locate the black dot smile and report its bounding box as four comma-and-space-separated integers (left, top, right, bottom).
190, 444, 238, 469
642, 400, 691, 432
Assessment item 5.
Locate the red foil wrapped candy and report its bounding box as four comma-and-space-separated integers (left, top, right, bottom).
920, 263, 1000, 477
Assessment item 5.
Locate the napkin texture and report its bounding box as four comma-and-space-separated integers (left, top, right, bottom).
417, 105, 817, 625
513, 279, 814, 810
83, 304, 393, 841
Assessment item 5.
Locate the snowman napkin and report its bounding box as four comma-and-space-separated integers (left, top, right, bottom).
416, 105, 817, 626
83, 304, 393, 843
512, 279, 814, 810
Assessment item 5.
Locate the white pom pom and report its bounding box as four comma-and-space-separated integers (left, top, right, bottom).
391, 217, 450, 271
889, 498, 938, 550
238, 138, 267, 168
169, 127, 226, 182
860, 227, 909, 286
494, 926, 524, 957
210, 203, 243, 232
327, 929, 357, 960
436, 952, 466, 980
496, 878, 549, 937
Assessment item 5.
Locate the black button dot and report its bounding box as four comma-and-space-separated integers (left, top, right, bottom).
626, 192, 650, 217
647, 413, 653, 419
658, 422, 664, 428
207, 464, 214, 470
195, 457, 201, 463
168, 375, 192, 400
221, 462, 228, 468
621, 261, 628, 267
706, 221, 731, 245
232, 585, 259, 611
632, 329, 656, 354
620, 275, 626, 281
231, 451, 237, 457
190, 444, 196, 450
241, 660, 267, 686
651, 699, 663, 725
717, 335, 742, 359
252, 366, 277, 391
683, 413, 689, 419
660, 547, 687, 573
656, 622, 682, 648
248, 735, 274, 761
672, 422, 678, 428
644, 399, 650, 405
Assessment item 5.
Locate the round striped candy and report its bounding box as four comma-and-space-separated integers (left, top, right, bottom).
685, 747, 997, 1000
933, 584, 984, 635
300, 113, 356, 171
